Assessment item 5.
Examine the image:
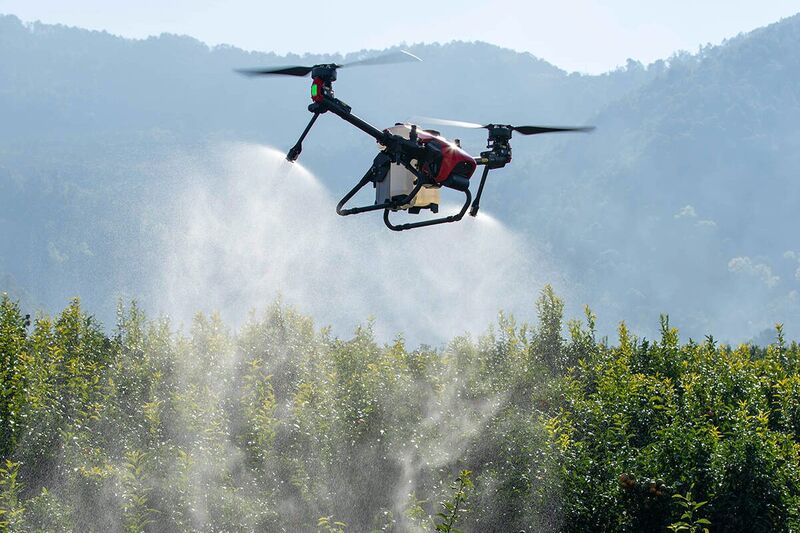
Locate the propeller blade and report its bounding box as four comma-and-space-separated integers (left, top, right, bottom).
415, 116, 596, 135
513, 125, 595, 135
340, 50, 422, 69
413, 116, 486, 129
237, 50, 420, 78
235, 65, 314, 77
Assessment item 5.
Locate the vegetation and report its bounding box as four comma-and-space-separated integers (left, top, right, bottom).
667, 485, 710, 533
434, 470, 473, 533
0, 289, 798, 531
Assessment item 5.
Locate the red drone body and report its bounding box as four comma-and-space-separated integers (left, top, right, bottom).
414, 130, 477, 185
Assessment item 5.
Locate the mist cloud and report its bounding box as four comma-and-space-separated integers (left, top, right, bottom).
152, 143, 558, 344
728, 256, 780, 288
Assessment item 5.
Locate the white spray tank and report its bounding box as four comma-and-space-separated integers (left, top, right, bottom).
375, 124, 440, 212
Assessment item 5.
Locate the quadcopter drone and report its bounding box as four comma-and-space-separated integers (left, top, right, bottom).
237, 51, 593, 231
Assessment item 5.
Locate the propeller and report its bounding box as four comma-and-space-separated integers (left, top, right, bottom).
415, 116, 595, 135
236, 50, 421, 77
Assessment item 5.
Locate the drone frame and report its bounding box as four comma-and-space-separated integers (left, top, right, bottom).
286, 65, 475, 231
241, 55, 592, 231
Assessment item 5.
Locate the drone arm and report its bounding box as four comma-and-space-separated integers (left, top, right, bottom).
317, 96, 391, 145
318, 98, 436, 164
469, 164, 491, 217
467, 142, 512, 216
288, 95, 390, 163
287, 112, 321, 162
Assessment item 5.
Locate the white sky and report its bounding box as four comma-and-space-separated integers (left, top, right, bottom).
1, 0, 798, 73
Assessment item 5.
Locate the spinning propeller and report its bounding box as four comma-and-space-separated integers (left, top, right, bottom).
236, 50, 421, 77
416, 117, 595, 135
415, 117, 594, 218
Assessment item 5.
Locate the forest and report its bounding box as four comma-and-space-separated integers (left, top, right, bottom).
1, 288, 798, 532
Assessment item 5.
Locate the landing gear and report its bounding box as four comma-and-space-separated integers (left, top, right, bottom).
335, 152, 473, 232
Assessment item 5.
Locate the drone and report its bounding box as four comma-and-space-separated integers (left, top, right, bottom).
237, 51, 593, 231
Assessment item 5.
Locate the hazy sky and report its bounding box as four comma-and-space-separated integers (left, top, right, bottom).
1, 0, 798, 73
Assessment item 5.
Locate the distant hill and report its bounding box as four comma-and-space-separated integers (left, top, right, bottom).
508, 14, 800, 339
0, 15, 653, 143
1, 13, 798, 342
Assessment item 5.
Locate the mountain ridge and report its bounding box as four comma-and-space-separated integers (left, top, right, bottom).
1, 12, 798, 342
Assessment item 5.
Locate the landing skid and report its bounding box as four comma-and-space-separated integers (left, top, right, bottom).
335, 153, 473, 231
383, 187, 471, 232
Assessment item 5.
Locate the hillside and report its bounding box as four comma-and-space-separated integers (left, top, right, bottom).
1, 13, 799, 342
505, 14, 800, 340
0, 15, 654, 144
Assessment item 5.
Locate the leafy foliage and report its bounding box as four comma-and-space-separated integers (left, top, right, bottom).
435, 470, 473, 533
0, 290, 798, 531
0, 460, 24, 530
548, 315, 800, 532
668, 485, 711, 533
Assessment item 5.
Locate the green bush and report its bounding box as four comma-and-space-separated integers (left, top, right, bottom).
0, 290, 798, 531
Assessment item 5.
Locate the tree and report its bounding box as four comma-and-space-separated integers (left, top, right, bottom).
0, 295, 28, 459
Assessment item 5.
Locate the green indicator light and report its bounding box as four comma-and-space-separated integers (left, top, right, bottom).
311, 84, 318, 97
